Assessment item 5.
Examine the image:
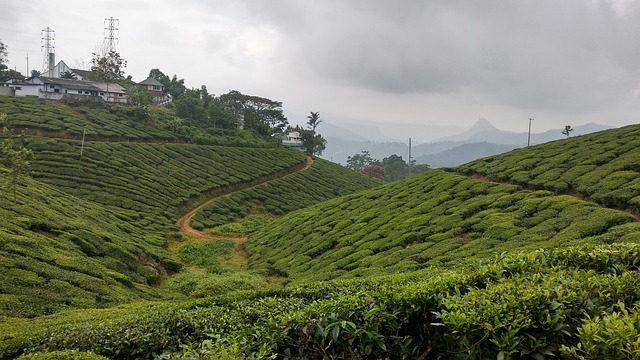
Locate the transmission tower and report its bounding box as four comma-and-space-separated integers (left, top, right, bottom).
41, 26, 55, 72
104, 17, 119, 53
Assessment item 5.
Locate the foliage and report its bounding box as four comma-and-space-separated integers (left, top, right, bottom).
190, 158, 382, 230
4, 243, 640, 359
359, 164, 385, 180
0, 113, 33, 202
457, 123, 640, 212
562, 125, 574, 137
88, 50, 127, 82
0, 96, 276, 147
127, 87, 153, 107
300, 129, 326, 156
148, 68, 187, 99
346, 150, 376, 171
16, 350, 108, 360
0, 40, 7, 81
247, 169, 639, 283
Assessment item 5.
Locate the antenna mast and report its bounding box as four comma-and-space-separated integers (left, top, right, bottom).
41, 26, 55, 72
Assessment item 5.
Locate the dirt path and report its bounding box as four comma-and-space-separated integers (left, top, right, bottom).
175, 156, 314, 243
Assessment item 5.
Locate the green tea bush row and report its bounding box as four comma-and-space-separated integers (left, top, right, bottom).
0, 177, 180, 318
5, 243, 640, 359
25, 138, 307, 228
191, 158, 382, 229
246, 169, 639, 283
458, 124, 640, 211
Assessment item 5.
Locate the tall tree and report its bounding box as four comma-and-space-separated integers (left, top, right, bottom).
0, 40, 7, 81
0, 114, 33, 202
307, 111, 322, 133
346, 151, 376, 171
562, 125, 574, 138
89, 50, 127, 82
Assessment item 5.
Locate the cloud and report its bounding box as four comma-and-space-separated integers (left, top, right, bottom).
243, 0, 640, 113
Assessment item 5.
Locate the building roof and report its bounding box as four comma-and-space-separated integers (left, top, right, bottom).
39, 77, 127, 94
138, 76, 164, 87
70, 68, 93, 79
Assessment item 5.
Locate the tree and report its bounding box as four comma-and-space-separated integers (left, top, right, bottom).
360, 165, 385, 180
173, 94, 207, 125
128, 87, 153, 107
307, 111, 322, 133
89, 50, 127, 82
148, 69, 187, 99
562, 125, 574, 138
381, 154, 409, 181
300, 130, 327, 156
0, 114, 33, 202
0, 40, 7, 81
30, 70, 41, 78
60, 71, 76, 79
346, 151, 376, 171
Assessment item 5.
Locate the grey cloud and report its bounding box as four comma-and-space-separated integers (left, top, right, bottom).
243, 0, 640, 112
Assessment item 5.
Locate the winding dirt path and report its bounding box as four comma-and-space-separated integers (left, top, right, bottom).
175, 156, 314, 243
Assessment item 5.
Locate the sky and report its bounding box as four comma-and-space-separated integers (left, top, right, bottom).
1, 0, 639, 142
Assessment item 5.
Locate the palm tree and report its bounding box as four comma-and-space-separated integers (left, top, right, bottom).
307, 111, 321, 134
562, 125, 574, 138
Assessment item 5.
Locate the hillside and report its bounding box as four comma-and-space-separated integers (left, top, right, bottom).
3, 96, 640, 359
458, 123, 640, 212
246, 125, 640, 285
0, 176, 181, 318
246, 169, 640, 283
0, 96, 272, 147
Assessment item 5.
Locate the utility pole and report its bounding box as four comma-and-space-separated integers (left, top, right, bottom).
527, 118, 534, 147
41, 26, 55, 73
408, 137, 412, 177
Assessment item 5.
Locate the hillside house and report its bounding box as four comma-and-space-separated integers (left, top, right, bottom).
137, 76, 171, 105
282, 131, 304, 150
14, 76, 128, 103
41, 60, 91, 80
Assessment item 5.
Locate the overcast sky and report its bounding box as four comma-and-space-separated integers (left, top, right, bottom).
1, 0, 639, 140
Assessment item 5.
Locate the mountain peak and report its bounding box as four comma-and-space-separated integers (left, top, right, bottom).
469, 118, 498, 133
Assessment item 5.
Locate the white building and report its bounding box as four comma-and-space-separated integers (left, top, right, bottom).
16, 76, 128, 103
282, 131, 304, 149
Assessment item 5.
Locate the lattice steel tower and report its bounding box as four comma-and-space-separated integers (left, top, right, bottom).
41, 26, 55, 72
104, 17, 119, 53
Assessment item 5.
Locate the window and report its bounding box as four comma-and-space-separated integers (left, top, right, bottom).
153, 85, 161, 90
54, 89, 60, 93
100, 93, 104, 96
78, 90, 82, 94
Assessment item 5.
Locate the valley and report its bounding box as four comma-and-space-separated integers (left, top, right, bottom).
1, 97, 639, 359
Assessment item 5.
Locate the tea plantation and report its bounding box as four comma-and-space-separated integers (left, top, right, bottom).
2, 97, 640, 360
458, 123, 640, 212
247, 169, 640, 283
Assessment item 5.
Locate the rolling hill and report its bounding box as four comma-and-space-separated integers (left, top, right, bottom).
2, 97, 640, 359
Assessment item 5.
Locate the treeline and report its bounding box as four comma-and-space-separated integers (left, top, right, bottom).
346, 150, 429, 181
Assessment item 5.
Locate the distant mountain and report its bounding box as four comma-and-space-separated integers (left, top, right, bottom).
320, 118, 613, 166
321, 136, 407, 164
415, 142, 518, 168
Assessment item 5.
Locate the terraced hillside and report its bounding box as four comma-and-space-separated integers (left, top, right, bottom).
0, 96, 272, 146
0, 176, 181, 318
26, 138, 308, 230
4, 107, 640, 359
1, 131, 383, 320
458, 123, 640, 212
247, 169, 640, 283
191, 158, 382, 230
